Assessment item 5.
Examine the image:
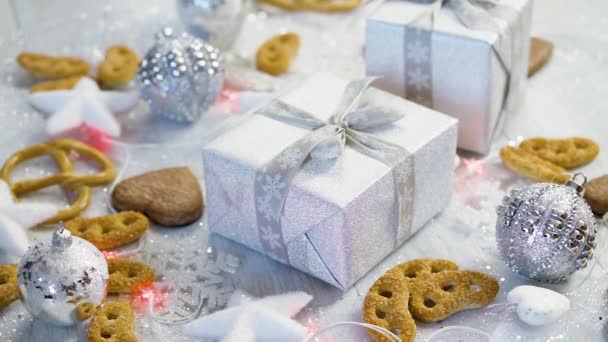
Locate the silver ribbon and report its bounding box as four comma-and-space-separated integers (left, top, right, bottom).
253, 78, 415, 262
404, 0, 518, 114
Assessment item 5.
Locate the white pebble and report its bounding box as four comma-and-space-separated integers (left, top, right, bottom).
507, 285, 570, 326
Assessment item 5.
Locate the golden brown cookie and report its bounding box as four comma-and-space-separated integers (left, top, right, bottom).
408, 270, 499, 323
363, 267, 416, 342
298, 0, 362, 12
108, 259, 155, 294
31, 76, 83, 92
65, 211, 148, 250
97, 46, 139, 89
257, 0, 299, 10
76, 301, 96, 320
584, 175, 608, 215
500, 146, 570, 184
0, 264, 20, 309
520, 137, 599, 169
528, 37, 553, 77
17, 52, 89, 79
87, 301, 138, 342
111, 167, 204, 227
256, 33, 300, 76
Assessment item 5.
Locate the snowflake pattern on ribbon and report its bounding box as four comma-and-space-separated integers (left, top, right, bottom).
407, 40, 430, 64
260, 225, 282, 249
277, 148, 303, 170
407, 67, 431, 91
261, 174, 286, 200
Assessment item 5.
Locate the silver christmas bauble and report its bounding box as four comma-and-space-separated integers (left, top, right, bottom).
496, 176, 597, 282
136, 27, 224, 123
177, 0, 246, 50
18, 226, 109, 326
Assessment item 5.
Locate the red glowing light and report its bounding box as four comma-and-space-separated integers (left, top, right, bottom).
461, 158, 485, 176
216, 86, 241, 113
80, 124, 113, 154
130, 282, 168, 314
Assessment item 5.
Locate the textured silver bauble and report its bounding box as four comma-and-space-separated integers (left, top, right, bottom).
17, 226, 108, 326
177, 0, 246, 50
496, 176, 597, 282
136, 27, 224, 123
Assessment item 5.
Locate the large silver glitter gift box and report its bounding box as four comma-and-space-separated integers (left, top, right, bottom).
202, 73, 457, 289
366, 0, 532, 154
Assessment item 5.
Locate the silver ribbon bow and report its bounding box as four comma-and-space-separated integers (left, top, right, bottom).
404, 0, 519, 113
254, 78, 415, 262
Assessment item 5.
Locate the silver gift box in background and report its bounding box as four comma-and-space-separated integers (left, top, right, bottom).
366, 0, 532, 154
202, 73, 457, 289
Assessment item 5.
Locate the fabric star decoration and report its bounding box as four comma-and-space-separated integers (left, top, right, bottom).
29, 77, 139, 138
182, 291, 313, 342
0, 180, 57, 257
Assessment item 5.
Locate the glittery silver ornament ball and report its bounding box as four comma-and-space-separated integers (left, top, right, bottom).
496, 175, 597, 282
136, 27, 224, 123
177, 0, 246, 50
18, 226, 109, 326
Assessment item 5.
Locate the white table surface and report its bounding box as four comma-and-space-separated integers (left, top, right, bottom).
1, 0, 608, 341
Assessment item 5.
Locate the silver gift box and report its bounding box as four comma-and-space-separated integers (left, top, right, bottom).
366, 0, 532, 154
202, 73, 457, 289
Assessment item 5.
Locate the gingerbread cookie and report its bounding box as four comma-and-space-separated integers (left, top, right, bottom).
87, 301, 138, 342
76, 301, 96, 321
500, 146, 570, 184
528, 37, 553, 77
111, 167, 203, 226
408, 270, 499, 323
0, 264, 20, 309
256, 33, 300, 76
520, 137, 599, 169
65, 211, 148, 250
584, 175, 608, 215
97, 46, 139, 89
108, 258, 155, 294
31, 76, 83, 92
17, 53, 89, 79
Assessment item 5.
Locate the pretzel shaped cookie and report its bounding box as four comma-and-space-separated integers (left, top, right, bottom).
500, 146, 571, 184
1, 138, 116, 223
87, 301, 138, 342
408, 270, 499, 323
66, 211, 148, 250
108, 258, 155, 294
520, 137, 599, 169
0, 264, 20, 309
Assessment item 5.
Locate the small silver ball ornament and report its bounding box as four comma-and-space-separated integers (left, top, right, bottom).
496, 174, 597, 282
18, 225, 109, 326
177, 0, 246, 50
136, 27, 224, 123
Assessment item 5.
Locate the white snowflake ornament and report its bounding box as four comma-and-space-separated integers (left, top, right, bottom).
0, 181, 57, 257
182, 291, 313, 342
29, 77, 139, 138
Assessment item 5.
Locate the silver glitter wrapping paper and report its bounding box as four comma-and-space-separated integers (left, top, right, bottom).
365, 0, 532, 154
203, 73, 458, 289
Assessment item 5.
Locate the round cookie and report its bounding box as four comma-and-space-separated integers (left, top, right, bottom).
108, 258, 155, 294
0, 264, 20, 309
111, 167, 204, 227
584, 175, 608, 215
65, 211, 148, 250
87, 301, 137, 342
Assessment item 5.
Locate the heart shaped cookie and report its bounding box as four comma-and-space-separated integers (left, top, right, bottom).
111, 167, 203, 226
507, 285, 569, 326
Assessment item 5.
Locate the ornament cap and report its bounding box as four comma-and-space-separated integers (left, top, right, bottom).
52, 223, 72, 250
565, 173, 587, 197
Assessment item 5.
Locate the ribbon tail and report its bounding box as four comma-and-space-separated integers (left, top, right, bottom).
345, 129, 415, 246
253, 125, 343, 262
